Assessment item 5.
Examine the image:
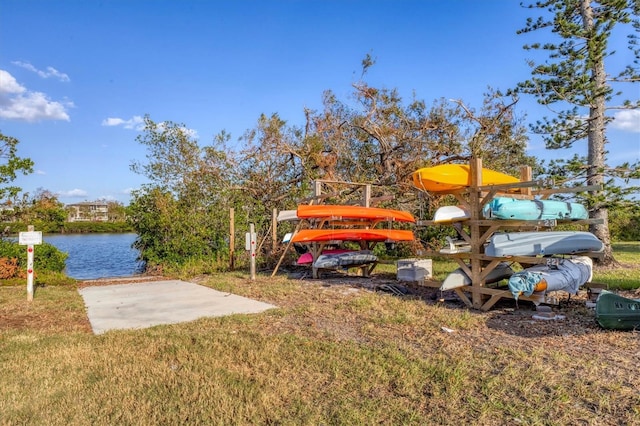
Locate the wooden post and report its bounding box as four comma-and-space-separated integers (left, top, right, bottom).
271, 220, 302, 277
272, 208, 278, 253
469, 158, 484, 309
313, 180, 322, 201
18, 225, 42, 302
520, 165, 532, 198
363, 184, 371, 207
229, 208, 235, 270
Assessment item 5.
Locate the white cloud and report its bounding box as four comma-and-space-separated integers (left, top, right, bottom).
57, 189, 88, 198
156, 121, 199, 139
11, 61, 70, 82
35, 170, 46, 175
0, 69, 72, 122
611, 110, 640, 133
0, 70, 26, 94
102, 115, 145, 131
178, 126, 198, 139
101, 116, 199, 138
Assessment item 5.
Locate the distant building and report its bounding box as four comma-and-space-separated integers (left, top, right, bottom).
66, 201, 109, 222
0, 203, 15, 222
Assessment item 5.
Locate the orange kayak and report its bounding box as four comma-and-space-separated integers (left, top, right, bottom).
291, 229, 415, 243
412, 164, 519, 193
297, 204, 415, 223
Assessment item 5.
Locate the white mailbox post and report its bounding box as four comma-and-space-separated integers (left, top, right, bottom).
18, 226, 42, 301
245, 224, 257, 280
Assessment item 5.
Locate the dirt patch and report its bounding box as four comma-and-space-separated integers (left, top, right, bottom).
0, 310, 93, 334
270, 270, 640, 385
286, 269, 640, 339
0, 285, 93, 334
76, 275, 170, 288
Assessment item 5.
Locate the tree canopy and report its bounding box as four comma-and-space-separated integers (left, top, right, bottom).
514, 0, 640, 264
0, 131, 34, 201
128, 67, 537, 269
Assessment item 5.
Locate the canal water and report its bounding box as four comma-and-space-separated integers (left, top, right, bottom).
44, 233, 144, 280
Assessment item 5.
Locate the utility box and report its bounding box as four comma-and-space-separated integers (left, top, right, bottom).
397, 258, 432, 282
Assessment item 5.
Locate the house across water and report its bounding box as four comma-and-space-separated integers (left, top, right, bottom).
66, 201, 109, 222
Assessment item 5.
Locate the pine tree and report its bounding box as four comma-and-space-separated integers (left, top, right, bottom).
515, 0, 640, 265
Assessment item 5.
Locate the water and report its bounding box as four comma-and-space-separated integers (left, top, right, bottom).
44, 233, 144, 280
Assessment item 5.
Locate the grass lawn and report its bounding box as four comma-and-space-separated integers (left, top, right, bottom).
0, 243, 638, 425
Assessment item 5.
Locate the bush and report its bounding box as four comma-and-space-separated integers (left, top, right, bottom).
0, 239, 67, 276
0, 257, 19, 279
61, 221, 134, 233
608, 207, 640, 242
0, 221, 134, 235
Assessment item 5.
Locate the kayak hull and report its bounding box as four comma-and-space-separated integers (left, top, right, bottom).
297, 204, 415, 223
291, 229, 415, 243
485, 231, 604, 257
441, 262, 515, 290
313, 250, 378, 269
484, 197, 588, 221
413, 164, 519, 193
507, 256, 593, 298
433, 205, 470, 224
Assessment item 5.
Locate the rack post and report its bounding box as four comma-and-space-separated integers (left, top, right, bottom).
469, 158, 484, 309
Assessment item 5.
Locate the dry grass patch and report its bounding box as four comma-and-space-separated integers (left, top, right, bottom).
0, 284, 91, 334
1, 264, 639, 425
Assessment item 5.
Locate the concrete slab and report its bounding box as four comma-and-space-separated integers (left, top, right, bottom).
78, 279, 276, 334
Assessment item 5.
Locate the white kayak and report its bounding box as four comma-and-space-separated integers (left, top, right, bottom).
441, 262, 515, 290
433, 205, 470, 224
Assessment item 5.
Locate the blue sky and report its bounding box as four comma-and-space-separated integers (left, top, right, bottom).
1, 0, 638, 205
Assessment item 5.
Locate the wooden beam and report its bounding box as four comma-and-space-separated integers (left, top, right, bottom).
454, 288, 473, 308
532, 184, 602, 197
271, 221, 302, 277
453, 223, 471, 245
480, 290, 511, 311
477, 179, 543, 194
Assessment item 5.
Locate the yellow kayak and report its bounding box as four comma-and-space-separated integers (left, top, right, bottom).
412, 164, 519, 193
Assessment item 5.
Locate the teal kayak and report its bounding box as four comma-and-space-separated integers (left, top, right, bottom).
595, 290, 640, 331
483, 197, 588, 221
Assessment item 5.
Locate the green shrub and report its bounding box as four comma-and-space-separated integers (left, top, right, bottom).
608, 207, 640, 242
61, 221, 134, 233
0, 239, 67, 273
0, 221, 134, 235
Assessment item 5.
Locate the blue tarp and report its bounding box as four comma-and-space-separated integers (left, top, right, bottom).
508, 271, 544, 300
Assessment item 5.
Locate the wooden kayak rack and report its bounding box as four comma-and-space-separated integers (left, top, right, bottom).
417, 158, 604, 311
273, 179, 398, 279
